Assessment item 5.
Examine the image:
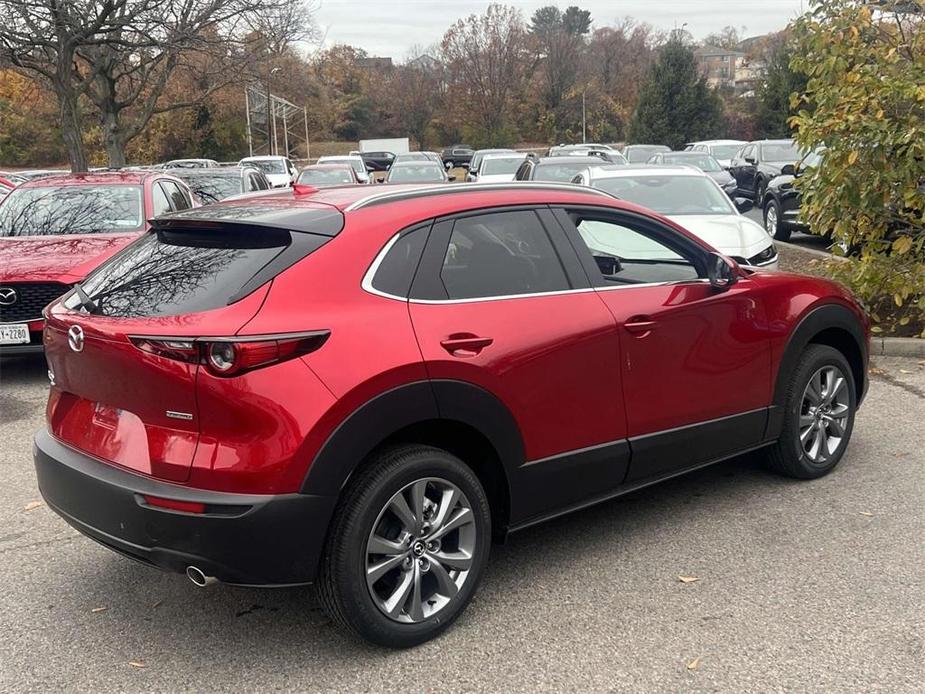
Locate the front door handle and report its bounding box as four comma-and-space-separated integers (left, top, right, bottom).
440, 334, 493, 357
624, 316, 656, 335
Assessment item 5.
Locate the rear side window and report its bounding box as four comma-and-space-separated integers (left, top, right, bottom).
162, 181, 191, 210
370, 226, 429, 297
440, 211, 570, 300
73, 227, 323, 317
152, 184, 171, 216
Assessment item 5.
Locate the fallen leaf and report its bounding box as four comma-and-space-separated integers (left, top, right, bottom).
90, 607, 108, 613
868, 367, 884, 375
152, 600, 163, 610
899, 369, 913, 374
858, 511, 874, 517
678, 575, 700, 584
687, 657, 701, 670
893, 452, 909, 459
128, 661, 146, 669
23, 501, 43, 512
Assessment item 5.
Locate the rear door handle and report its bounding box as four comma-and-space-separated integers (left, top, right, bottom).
624, 316, 656, 335
440, 334, 493, 357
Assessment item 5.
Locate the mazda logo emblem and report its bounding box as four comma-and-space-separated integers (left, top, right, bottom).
0, 287, 17, 306
67, 325, 85, 353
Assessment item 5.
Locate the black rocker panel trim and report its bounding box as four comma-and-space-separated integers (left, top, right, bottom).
767, 303, 868, 440
625, 408, 768, 483
512, 441, 630, 522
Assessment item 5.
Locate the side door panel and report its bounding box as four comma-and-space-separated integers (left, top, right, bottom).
408, 209, 629, 523
554, 207, 772, 483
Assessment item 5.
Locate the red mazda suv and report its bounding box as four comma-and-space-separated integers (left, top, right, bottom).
0, 171, 195, 353
34, 183, 869, 647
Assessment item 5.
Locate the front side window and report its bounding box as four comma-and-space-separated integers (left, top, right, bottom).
570, 215, 700, 285
440, 211, 570, 300
0, 185, 144, 236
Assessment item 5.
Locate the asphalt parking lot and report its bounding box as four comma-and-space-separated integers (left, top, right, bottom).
0, 354, 922, 692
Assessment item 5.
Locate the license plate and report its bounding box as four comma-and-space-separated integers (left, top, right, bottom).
0, 324, 30, 345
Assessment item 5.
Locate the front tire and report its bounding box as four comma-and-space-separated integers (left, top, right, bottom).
317, 445, 491, 647
765, 345, 856, 479
764, 198, 791, 241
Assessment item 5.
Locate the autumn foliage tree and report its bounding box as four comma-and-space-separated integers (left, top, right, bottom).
790, 0, 925, 334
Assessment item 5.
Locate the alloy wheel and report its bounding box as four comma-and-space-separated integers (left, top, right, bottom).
765, 204, 778, 235
365, 477, 476, 623
799, 365, 851, 464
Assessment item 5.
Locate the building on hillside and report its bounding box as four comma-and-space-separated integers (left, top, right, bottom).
407, 54, 442, 73
695, 44, 766, 94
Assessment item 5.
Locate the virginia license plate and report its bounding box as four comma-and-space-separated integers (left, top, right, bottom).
0, 324, 30, 345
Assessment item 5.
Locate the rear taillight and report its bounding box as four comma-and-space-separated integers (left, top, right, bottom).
129, 331, 330, 377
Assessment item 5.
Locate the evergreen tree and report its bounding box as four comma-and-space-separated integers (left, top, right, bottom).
628, 39, 723, 149
755, 41, 807, 138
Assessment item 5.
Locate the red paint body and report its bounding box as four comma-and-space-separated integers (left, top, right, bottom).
41, 185, 870, 502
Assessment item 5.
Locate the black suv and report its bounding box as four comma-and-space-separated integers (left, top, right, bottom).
728, 139, 801, 201
441, 144, 474, 168
761, 149, 824, 241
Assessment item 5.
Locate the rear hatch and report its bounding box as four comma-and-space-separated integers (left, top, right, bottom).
44, 202, 341, 482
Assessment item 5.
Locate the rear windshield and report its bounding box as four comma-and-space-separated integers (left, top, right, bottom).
481, 157, 526, 175
0, 185, 144, 236
177, 175, 241, 203
709, 145, 741, 159
298, 168, 355, 185
533, 162, 592, 182
73, 228, 293, 317
388, 164, 444, 182
246, 159, 286, 174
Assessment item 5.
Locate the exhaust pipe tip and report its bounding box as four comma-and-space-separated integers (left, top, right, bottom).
186, 566, 218, 588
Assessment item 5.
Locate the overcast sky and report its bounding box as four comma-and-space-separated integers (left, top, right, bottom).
314, 0, 808, 58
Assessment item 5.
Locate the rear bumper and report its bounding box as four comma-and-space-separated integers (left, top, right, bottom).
34, 429, 337, 586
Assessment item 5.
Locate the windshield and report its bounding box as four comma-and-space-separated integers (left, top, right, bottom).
761, 142, 799, 162
298, 168, 355, 185
661, 154, 722, 172
177, 175, 240, 203
591, 175, 734, 215
388, 164, 445, 182
533, 161, 595, 181
481, 157, 526, 175
709, 145, 741, 159
0, 185, 144, 236
625, 146, 668, 163
245, 159, 286, 174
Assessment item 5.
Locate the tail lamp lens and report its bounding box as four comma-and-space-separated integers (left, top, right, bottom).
207, 342, 238, 374
130, 331, 329, 377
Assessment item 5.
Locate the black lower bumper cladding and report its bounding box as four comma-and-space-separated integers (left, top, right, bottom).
33, 429, 337, 586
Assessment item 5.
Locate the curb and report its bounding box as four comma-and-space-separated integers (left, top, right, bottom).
775, 239, 848, 262
872, 337, 925, 358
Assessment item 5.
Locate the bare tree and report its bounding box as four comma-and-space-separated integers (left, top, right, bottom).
388, 48, 444, 149
0, 0, 314, 170
441, 4, 529, 145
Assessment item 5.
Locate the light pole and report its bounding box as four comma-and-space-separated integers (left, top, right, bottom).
266, 66, 282, 155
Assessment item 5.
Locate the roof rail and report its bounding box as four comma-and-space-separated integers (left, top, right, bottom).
344, 182, 613, 211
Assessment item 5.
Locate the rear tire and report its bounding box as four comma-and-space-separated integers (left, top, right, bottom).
765, 345, 856, 479
317, 445, 491, 648
764, 198, 791, 241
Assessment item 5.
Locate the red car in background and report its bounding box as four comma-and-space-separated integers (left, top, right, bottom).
0, 171, 196, 353
0, 177, 15, 198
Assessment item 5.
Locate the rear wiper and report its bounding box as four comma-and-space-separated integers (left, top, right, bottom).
72, 283, 98, 314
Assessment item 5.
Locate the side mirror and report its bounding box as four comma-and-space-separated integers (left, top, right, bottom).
707, 252, 739, 290
447, 175, 456, 182
780, 164, 795, 176
745, 157, 757, 165
594, 254, 622, 276
733, 197, 753, 213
